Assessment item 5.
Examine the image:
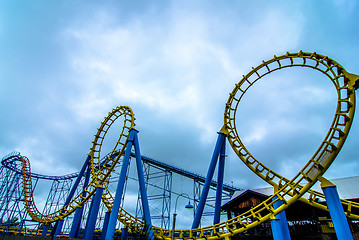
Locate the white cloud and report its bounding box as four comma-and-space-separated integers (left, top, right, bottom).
59, 3, 305, 148
1, 1, 359, 233
243, 120, 268, 143
15, 136, 67, 175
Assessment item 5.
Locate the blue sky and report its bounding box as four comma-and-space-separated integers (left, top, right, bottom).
1, 0, 359, 194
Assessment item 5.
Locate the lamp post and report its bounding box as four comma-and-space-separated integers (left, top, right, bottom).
171, 193, 193, 240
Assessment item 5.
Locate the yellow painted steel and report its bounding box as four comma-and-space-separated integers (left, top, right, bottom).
153, 51, 359, 239
222, 51, 359, 235
18, 52, 359, 239
20, 106, 135, 224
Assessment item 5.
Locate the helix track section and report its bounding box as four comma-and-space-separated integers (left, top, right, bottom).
18, 106, 135, 225
2, 150, 241, 236
1, 151, 79, 180
8, 52, 359, 239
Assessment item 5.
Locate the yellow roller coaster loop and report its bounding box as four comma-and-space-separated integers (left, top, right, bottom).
222, 51, 359, 232
19, 51, 359, 240
152, 51, 359, 239
20, 106, 135, 224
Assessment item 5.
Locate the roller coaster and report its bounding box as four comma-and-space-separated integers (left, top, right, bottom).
0, 150, 238, 236
0, 51, 358, 239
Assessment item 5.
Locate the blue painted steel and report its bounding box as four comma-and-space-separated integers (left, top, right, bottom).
84, 187, 104, 240
121, 227, 128, 240
134, 131, 154, 240
105, 129, 136, 240
270, 196, 291, 240
100, 211, 111, 240
191, 132, 225, 229
69, 206, 83, 238
69, 164, 91, 238
65, 155, 91, 206
16, 222, 24, 236
135, 162, 172, 229
322, 185, 353, 240
51, 154, 91, 238
213, 140, 226, 225
54, 220, 64, 237
0, 163, 34, 235
0, 144, 240, 237
1, 152, 78, 180
83, 186, 96, 232
50, 220, 59, 237
137, 153, 241, 194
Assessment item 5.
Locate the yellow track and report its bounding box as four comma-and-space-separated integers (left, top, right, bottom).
20, 106, 135, 224
19, 52, 359, 239
224, 51, 359, 221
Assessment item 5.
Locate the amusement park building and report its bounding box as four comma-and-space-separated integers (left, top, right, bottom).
221, 176, 359, 240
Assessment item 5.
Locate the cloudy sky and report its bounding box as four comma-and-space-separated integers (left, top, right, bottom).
1, 0, 359, 196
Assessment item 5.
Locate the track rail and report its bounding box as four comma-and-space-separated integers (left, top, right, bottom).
9, 51, 359, 239
152, 51, 359, 239
220, 51, 359, 237
18, 106, 135, 224
1, 151, 240, 194
137, 154, 241, 194
1, 152, 78, 180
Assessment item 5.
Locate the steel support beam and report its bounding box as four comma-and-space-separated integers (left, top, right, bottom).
214, 140, 226, 225
105, 129, 136, 240
121, 227, 128, 240
69, 164, 91, 238
41, 224, 50, 237
134, 131, 154, 240
101, 211, 111, 240
321, 178, 353, 240
270, 196, 291, 240
192, 132, 226, 229
51, 155, 91, 238
84, 187, 104, 240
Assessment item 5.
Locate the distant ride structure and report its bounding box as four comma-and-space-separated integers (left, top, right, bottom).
0, 51, 358, 239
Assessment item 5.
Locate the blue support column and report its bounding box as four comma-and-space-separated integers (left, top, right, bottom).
121, 227, 128, 240
51, 155, 91, 238
133, 131, 154, 239
16, 221, 24, 236
69, 165, 91, 238
53, 220, 64, 237
270, 196, 291, 240
84, 187, 104, 240
50, 220, 59, 237
100, 211, 111, 240
69, 206, 84, 238
41, 224, 50, 236
84, 189, 96, 232
192, 132, 226, 229
321, 178, 353, 240
213, 140, 226, 225
105, 130, 136, 240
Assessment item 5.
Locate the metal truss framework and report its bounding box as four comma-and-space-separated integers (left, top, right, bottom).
193, 180, 232, 228
0, 152, 78, 236
0, 51, 356, 240
136, 161, 172, 229
0, 151, 238, 238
